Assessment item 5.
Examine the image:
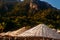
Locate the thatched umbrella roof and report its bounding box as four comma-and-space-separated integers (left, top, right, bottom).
17, 24, 60, 39
0, 27, 27, 36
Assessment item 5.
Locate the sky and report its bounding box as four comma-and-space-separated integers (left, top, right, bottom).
41, 0, 60, 9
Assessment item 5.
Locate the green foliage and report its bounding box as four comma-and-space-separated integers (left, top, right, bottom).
0, 2, 60, 32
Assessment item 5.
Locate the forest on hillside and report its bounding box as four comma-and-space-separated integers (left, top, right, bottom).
0, 0, 60, 32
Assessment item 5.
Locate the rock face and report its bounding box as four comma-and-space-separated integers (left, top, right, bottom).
1, 0, 56, 10
29, 0, 56, 10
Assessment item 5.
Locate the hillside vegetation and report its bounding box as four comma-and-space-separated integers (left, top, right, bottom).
0, 0, 60, 32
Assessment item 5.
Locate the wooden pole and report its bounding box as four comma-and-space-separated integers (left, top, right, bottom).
43, 37, 45, 40
14, 37, 17, 40
52, 38, 54, 40
3, 37, 6, 40
9, 37, 10, 40
24, 37, 26, 40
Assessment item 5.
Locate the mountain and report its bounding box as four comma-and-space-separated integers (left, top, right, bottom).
0, 0, 60, 32
24, 0, 56, 10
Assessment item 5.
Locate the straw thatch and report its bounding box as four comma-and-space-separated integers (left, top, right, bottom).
0, 27, 27, 36
0, 24, 60, 40
17, 24, 60, 39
